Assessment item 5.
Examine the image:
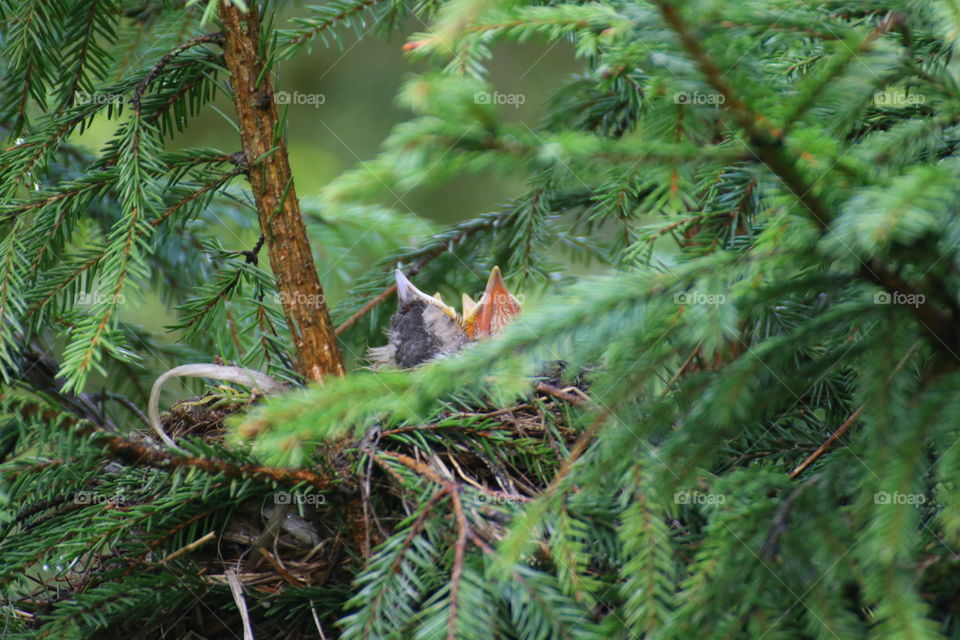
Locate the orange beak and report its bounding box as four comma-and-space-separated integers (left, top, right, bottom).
464, 266, 521, 338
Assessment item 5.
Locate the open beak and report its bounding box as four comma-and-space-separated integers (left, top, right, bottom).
395, 270, 458, 320
463, 266, 521, 338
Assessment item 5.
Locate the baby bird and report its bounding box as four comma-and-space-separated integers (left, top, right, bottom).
368, 267, 521, 368
368, 270, 467, 368
148, 268, 520, 449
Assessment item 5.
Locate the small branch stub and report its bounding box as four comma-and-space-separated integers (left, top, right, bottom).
219, 1, 344, 381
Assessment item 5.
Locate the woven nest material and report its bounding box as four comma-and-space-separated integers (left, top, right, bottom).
160, 387, 261, 443
145, 376, 588, 598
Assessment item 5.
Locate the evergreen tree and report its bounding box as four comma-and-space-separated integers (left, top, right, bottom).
2, 0, 960, 638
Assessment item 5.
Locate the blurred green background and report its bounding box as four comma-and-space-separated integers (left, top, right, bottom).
79, 4, 578, 226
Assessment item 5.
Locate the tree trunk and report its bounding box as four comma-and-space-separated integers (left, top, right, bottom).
219, 1, 344, 381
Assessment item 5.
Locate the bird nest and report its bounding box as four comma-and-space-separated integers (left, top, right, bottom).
145, 376, 588, 600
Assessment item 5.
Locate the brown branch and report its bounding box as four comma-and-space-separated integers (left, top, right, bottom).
534, 382, 587, 407
788, 405, 865, 479
11, 398, 337, 490
447, 488, 469, 640
103, 433, 336, 490
219, 2, 344, 380
664, 341, 703, 389
335, 284, 396, 335
647, 215, 702, 243
376, 450, 448, 485
788, 341, 920, 478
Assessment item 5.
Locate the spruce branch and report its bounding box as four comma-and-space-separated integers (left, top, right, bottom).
656, 0, 960, 356
655, 1, 835, 230
131, 31, 225, 113
280, 0, 386, 57
7, 397, 338, 491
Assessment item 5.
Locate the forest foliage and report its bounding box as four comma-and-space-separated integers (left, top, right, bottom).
2, 0, 960, 638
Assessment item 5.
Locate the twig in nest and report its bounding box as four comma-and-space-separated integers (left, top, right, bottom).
360, 428, 388, 557
377, 450, 448, 485
226, 568, 255, 640
258, 547, 302, 586
535, 382, 588, 406
160, 530, 216, 564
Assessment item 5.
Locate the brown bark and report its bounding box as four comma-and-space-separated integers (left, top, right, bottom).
219, 1, 344, 381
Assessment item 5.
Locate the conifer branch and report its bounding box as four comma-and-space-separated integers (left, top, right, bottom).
10, 397, 339, 490
657, 1, 960, 355
131, 31, 225, 112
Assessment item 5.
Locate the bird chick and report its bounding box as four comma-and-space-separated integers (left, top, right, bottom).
367, 270, 468, 368
368, 267, 521, 368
